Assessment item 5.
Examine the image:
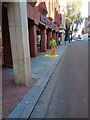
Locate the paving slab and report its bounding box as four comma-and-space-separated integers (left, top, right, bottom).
6, 44, 68, 119
31, 45, 67, 79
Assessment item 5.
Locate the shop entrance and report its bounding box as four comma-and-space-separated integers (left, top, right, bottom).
37, 23, 47, 52
37, 28, 41, 52
28, 18, 38, 57
47, 28, 52, 49
37, 28, 48, 52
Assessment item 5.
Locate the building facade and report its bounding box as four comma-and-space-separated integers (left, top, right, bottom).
82, 1, 90, 40
59, 13, 66, 43
84, 18, 89, 34
58, 0, 67, 44
2, 1, 61, 85
88, 1, 90, 39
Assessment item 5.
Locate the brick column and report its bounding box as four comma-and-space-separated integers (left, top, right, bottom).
7, 2, 31, 85
56, 32, 59, 45
29, 23, 38, 57
52, 31, 57, 41
47, 29, 52, 49
41, 27, 47, 52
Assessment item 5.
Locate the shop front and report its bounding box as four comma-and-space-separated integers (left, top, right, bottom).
2, 1, 60, 85
27, 3, 59, 57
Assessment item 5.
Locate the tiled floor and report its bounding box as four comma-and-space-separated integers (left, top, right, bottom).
2, 67, 38, 118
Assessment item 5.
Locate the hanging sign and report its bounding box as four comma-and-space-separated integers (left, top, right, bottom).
40, 14, 56, 30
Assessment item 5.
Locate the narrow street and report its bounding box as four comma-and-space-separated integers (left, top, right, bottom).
2, 1, 90, 119
30, 41, 88, 118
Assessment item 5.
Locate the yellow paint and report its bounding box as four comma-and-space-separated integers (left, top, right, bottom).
44, 54, 58, 58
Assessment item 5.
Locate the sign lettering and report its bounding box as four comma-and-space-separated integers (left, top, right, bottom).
40, 15, 56, 30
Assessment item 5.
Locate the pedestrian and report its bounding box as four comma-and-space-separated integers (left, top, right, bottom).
64, 36, 67, 45
49, 38, 57, 55
68, 36, 70, 43
58, 37, 61, 45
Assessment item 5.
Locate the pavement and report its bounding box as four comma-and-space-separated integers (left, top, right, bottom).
2, 69, 37, 118
31, 45, 67, 79
5, 43, 67, 119
8, 45, 66, 79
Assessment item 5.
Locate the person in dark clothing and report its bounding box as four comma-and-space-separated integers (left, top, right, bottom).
68, 36, 70, 43
64, 35, 67, 45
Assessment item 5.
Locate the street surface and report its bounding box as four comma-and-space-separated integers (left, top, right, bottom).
30, 41, 88, 118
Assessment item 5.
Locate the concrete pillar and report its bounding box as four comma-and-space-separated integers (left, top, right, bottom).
29, 23, 38, 57
47, 29, 52, 49
7, 2, 31, 85
41, 27, 47, 52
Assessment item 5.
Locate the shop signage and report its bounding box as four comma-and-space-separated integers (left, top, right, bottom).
40, 14, 56, 30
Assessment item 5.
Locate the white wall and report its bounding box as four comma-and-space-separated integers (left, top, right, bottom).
88, 1, 90, 16
82, 33, 88, 40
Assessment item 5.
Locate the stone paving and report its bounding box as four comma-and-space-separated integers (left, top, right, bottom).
31, 45, 66, 79
2, 44, 67, 118
2, 67, 37, 118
